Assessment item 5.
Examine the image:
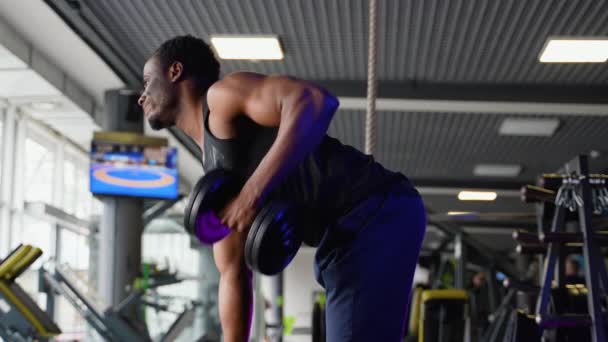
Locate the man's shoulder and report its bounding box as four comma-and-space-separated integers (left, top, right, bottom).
205, 74, 253, 117
207, 72, 266, 103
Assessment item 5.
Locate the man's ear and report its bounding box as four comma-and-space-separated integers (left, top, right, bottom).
169, 62, 183, 83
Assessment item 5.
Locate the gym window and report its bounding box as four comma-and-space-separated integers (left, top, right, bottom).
62, 147, 92, 220
24, 126, 56, 205
0, 113, 3, 188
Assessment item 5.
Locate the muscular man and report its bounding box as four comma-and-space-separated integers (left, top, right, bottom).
138, 35, 426, 342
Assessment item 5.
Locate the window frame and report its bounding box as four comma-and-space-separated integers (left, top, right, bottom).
23, 119, 59, 206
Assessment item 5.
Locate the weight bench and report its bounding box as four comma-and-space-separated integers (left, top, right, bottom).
0, 244, 61, 341
419, 289, 469, 342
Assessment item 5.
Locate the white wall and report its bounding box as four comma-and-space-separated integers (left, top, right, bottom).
283, 247, 323, 341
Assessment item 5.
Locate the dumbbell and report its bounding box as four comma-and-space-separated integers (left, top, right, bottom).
184, 168, 303, 275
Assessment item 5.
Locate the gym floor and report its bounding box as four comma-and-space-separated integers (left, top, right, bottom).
1, 1, 607, 342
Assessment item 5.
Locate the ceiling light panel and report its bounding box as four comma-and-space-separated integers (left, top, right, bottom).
498, 118, 560, 137
473, 164, 522, 177
211, 35, 284, 60
457, 191, 497, 201
539, 38, 608, 63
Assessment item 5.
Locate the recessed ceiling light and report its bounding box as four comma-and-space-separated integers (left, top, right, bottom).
457, 191, 497, 201
499, 118, 560, 137
447, 211, 476, 216
474, 164, 522, 177
210, 35, 284, 60
539, 38, 608, 63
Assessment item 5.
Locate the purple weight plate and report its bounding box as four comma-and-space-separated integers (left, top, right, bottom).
195, 210, 231, 244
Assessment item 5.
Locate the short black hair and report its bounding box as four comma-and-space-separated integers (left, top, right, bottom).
153, 35, 220, 94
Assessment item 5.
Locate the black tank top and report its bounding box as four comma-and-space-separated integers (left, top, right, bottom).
202, 111, 417, 244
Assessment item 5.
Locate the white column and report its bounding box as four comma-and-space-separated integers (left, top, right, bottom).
0, 106, 12, 255
0, 106, 23, 255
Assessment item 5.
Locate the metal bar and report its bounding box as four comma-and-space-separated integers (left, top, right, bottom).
454, 233, 466, 289
142, 196, 183, 226
54, 267, 107, 320
512, 231, 608, 244
487, 268, 498, 313
430, 218, 537, 230
429, 216, 519, 279
160, 307, 196, 342
432, 256, 448, 289
536, 203, 546, 238
338, 96, 608, 116
0, 321, 27, 342
485, 309, 508, 342
503, 278, 540, 292
429, 237, 453, 260
430, 211, 537, 229
415, 179, 523, 190
0, 244, 23, 266
535, 205, 566, 317
114, 289, 144, 315
542, 173, 608, 190
516, 243, 590, 255
25, 202, 92, 235
537, 314, 592, 329
521, 185, 556, 203
40, 269, 111, 339
483, 289, 516, 342
540, 232, 608, 244
544, 173, 608, 179
573, 155, 607, 342
513, 230, 539, 244
486, 290, 516, 342
316, 80, 608, 105
493, 288, 517, 318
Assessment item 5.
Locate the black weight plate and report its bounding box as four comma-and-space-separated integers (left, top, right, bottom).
245, 203, 275, 272
185, 170, 224, 235
263, 205, 302, 275
184, 175, 210, 235
266, 205, 302, 273
254, 203, 302, 275
244, 204, 267, 264
184, 169, 236, 236
249, 202, 284, 274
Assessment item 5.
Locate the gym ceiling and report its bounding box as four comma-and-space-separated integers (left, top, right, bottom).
36, 0, 608, 250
